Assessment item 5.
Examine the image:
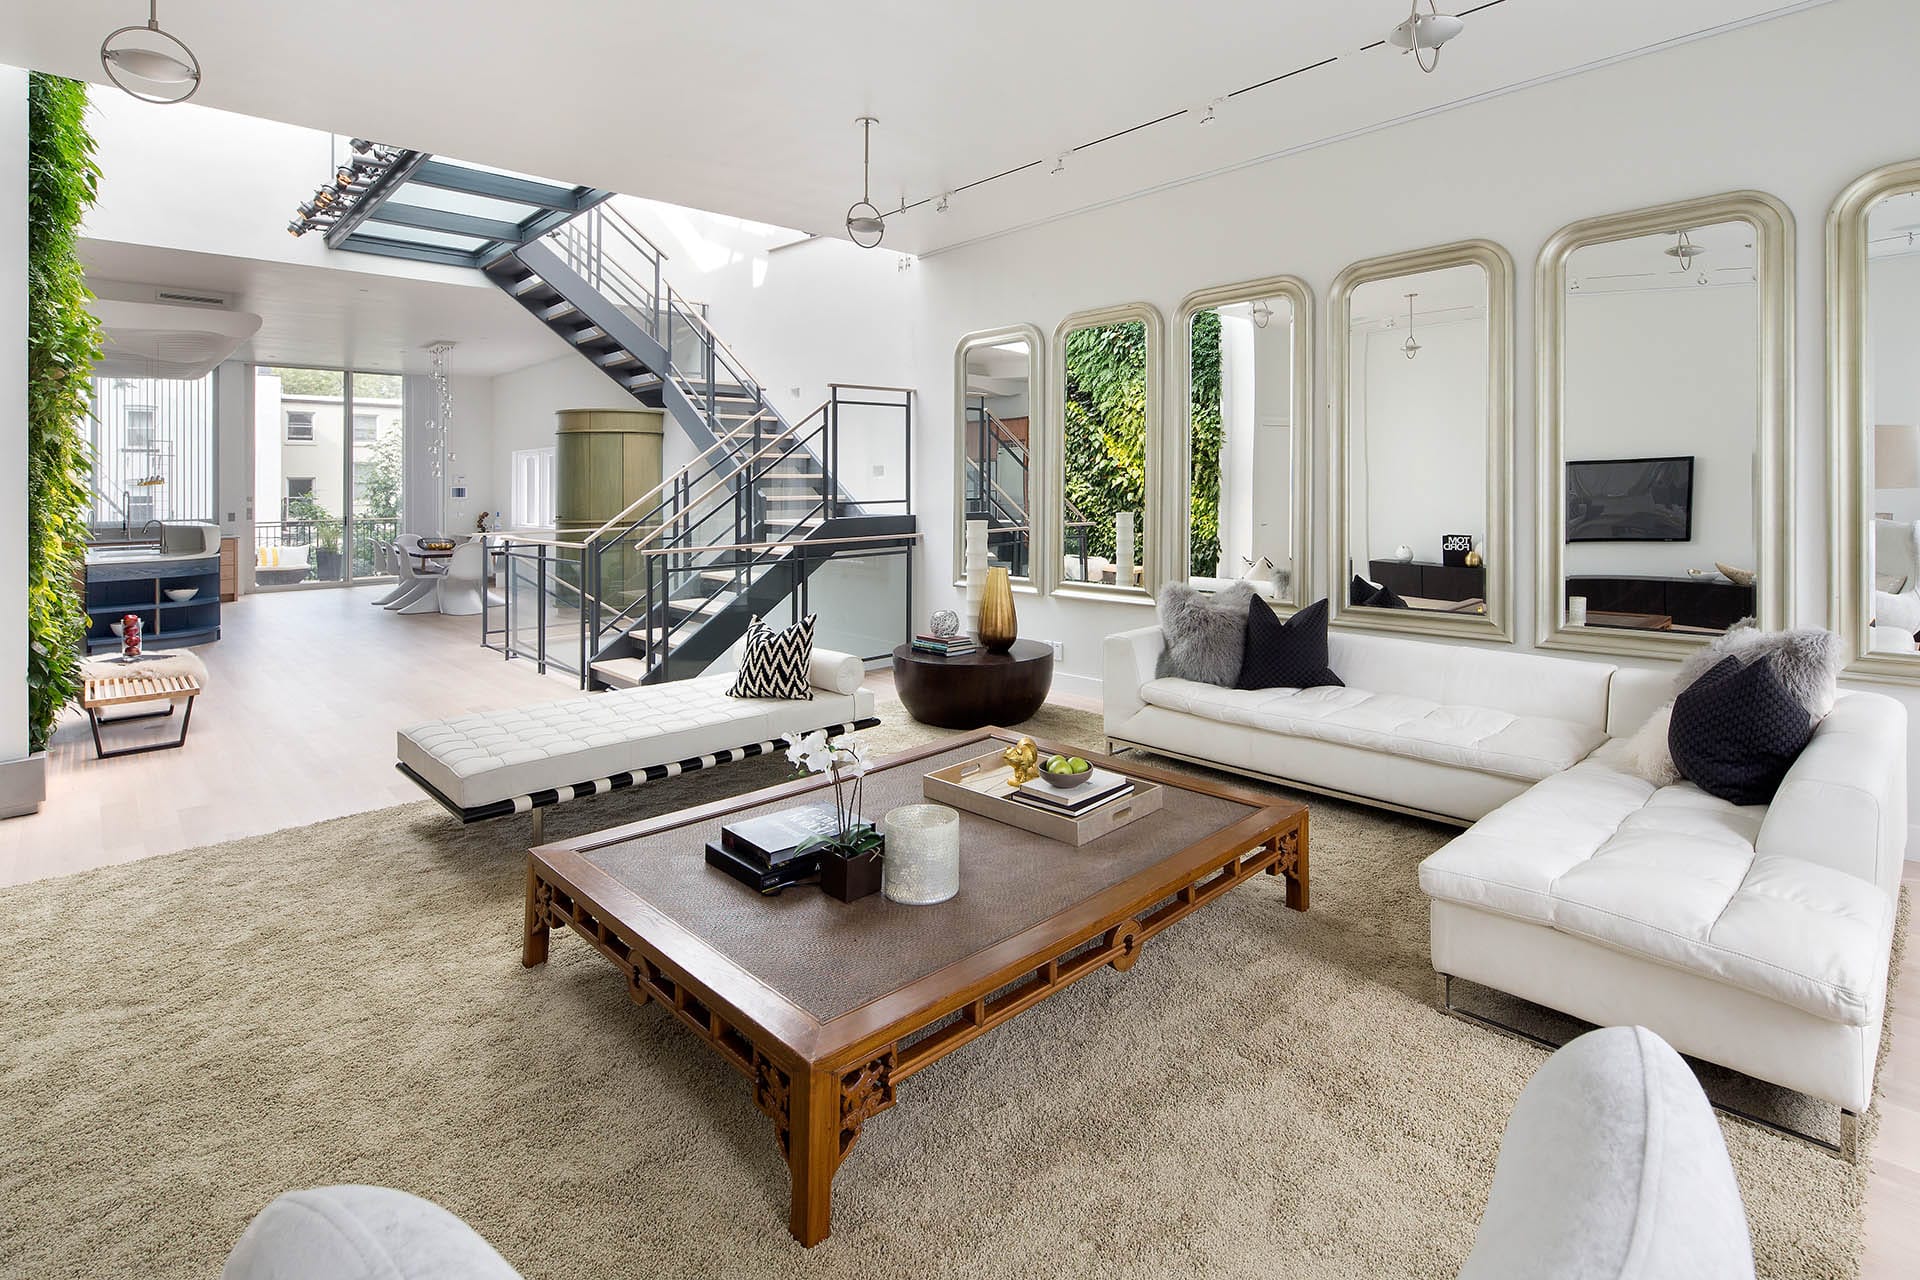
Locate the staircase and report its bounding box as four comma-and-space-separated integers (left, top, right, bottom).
964, 394, 1092, 582
473, 205, 914, 688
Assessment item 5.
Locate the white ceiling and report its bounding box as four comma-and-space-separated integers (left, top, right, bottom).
79, 240, 572, 375
5, 1, 1834, 256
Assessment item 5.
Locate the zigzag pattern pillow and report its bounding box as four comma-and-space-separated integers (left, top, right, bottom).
728, 615, 815, 701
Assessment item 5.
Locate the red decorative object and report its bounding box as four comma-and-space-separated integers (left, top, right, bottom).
120, 613, 142, 660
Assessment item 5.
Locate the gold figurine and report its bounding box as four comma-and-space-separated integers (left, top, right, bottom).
1002, 736, 1041, 787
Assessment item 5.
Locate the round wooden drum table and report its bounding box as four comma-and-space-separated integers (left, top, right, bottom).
891, 638, 1054, 730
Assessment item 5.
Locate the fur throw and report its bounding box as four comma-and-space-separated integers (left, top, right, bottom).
1155, 581, 1256, 686
1672, 619, 1844, 720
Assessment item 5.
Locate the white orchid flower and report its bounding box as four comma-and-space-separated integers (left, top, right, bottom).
841, 741, 872, 778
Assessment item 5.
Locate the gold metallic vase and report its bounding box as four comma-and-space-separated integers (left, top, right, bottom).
978, 566, 1018, 653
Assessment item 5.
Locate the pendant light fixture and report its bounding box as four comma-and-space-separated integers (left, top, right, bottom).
100, 0, 202, 104
1401, 293, 1422, 359
845, 117, 887, 250
1387, 0, 1464, 74
1665, 229, 1707, 272
1250, 299, 1274, 329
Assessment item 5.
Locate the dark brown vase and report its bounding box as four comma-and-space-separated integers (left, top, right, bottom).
978, 566, 1017, 653
820, 844, 884, 903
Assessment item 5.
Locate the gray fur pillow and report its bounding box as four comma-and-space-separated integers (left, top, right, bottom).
1155, 581, 1256, 686
1672, 619, 1844, 720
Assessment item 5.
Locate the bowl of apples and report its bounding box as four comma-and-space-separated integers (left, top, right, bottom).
1040, 754, 1094, 788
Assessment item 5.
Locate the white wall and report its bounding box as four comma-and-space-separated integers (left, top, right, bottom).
1563, 285, 1758, 578
1352, 316, 1487, 569
406, 373, 495, 536
1870, 252, 1920, 522
0, 67, 27, 767
487, 352, 645, 524
906, 0, 1920, 856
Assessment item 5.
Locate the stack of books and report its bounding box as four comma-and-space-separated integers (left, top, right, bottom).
912, 632, 977, 657
1007, 768, 1135, 817
706, 802, 852, 895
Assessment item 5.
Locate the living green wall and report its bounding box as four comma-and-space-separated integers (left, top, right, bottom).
25, 74, 100, 753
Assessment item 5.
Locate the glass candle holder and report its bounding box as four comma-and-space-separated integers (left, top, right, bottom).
881, 804, 960, 905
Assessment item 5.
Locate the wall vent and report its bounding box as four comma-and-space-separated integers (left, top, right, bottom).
153, 288, 231, 308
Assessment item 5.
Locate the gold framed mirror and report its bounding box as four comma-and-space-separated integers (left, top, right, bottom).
1170, 275, 1313, 610
1537, 191, 1794, 657
1049, 302, 1164, 601
1830, 159, 1920, 679
1328, 239, 1514, 641
953, 325, 1043, 588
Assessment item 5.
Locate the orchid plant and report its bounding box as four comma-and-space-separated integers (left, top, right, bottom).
784, 731, 882, 858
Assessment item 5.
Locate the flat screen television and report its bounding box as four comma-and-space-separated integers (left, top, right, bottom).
1566, 456, 1694, 543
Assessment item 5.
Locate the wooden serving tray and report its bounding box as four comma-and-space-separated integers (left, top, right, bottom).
922, 751, 1163, 847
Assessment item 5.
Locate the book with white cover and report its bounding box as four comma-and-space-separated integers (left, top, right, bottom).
1014, 767, 1131, 810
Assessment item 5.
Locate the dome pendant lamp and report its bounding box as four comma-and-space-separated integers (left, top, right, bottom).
100, 0, 202, 104
845, 116, 888, 249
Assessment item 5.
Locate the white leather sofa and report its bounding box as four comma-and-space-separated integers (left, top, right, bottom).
1105, 624, 1905, 1146
398, 646, 877, 833
1424, 691, 1904, 1144
1104, 625, 1668, 824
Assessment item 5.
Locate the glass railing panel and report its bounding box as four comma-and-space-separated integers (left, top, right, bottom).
776, 548, 910, 662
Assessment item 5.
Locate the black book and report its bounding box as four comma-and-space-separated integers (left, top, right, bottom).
705, 841, 818, 895
720, 802, 846, 867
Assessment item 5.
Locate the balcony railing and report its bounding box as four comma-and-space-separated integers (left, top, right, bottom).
254, 517, 402, 584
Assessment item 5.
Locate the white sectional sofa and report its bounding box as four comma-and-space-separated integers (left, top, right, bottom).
1105, 624, 1905, 1150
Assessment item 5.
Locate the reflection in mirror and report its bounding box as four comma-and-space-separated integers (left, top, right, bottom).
1184, 292, 1297, 603
1059, 313, 1153, 593
1561, 221, 1760, 636
1345, 264, 1490, 616
959, 336, 1035, 581
1865, 188, 1920, 655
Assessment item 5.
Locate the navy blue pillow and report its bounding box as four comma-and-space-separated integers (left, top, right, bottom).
1237, 598, 1344, 690
1668, 655, 1813, 805
1350, 574, 1409, 609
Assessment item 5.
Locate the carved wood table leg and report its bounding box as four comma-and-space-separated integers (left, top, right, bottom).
1265, 818, 1309, 912
522, 861, 551, 967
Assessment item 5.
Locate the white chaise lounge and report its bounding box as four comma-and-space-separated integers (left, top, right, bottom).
398, 646, 876, 835
1104, 623, 1905, 1153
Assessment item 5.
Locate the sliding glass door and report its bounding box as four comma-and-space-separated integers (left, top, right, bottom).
253, 366, 404, 587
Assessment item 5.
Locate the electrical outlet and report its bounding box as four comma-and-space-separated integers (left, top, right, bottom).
1049, 640, 1064, 661
872, 463, 885, 477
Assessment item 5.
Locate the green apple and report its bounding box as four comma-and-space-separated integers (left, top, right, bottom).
1067, 757, 1090, 773
1046, 756, 1070, 773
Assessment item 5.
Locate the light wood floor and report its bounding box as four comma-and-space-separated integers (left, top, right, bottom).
0, 589, 1913, 1272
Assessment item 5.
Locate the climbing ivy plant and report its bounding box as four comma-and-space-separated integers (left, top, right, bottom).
25, 74, 101, 753
1060, 314, 1222, 576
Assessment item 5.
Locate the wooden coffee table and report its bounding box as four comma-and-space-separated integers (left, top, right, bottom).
524, 729, 1306, 1246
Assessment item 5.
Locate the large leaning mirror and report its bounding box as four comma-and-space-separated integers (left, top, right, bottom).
954, 326, 1043, 586
1538, 192, 1793, 656
1831, 158, 1920, 679
1329, 240, 1513, 640
1172, 276, 1312, 608
1050, 302, 1163, 599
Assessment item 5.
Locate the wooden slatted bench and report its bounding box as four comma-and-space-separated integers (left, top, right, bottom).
80, 655, 206, 759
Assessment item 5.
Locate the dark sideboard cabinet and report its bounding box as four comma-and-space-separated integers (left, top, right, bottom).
1566, 574, 1755, 632
1368, 559, 1485, 603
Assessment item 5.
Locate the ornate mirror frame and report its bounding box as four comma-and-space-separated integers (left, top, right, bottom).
952, 324, 1045, 588
1535, 190, 1795, 657
1328, 239, 1515, 641
1170, 275, 1314, 610
1047, 302, 1165, 602
1829, 159, 1920, 681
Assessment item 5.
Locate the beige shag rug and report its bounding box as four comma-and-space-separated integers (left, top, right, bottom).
0, 695, 1898, 1279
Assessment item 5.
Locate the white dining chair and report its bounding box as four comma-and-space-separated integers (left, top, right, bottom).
386, 547, 442, 613
433, 541, 491, 616
368, 541, 414, 605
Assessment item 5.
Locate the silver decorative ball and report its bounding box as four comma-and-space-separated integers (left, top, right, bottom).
929, 609, 960, 638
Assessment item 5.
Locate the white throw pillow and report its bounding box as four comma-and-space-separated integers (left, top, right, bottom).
1874, 588, 1920, 635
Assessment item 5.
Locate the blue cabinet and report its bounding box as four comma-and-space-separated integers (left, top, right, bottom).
84, 553, 223, 653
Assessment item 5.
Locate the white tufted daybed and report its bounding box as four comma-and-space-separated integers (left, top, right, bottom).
1105, 623, 1906, 1155
398, 646, 876, 837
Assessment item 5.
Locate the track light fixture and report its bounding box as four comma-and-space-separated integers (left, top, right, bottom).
99, 0, 202, 104
1387, 0, 1464, 74
1666, 229, 1707, 272
288, 139, 406, 237
844, 117, 887, 249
